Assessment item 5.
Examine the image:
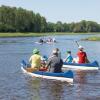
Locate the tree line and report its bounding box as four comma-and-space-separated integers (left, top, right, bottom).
0, 5, 100, 33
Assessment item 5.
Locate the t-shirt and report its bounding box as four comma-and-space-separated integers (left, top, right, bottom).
29, 54, 41, 69
66, 55, 73, 63
77, 51, 87, 63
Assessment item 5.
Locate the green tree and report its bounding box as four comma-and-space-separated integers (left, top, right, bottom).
40, 17, 47, 32
46, 22, 55, 32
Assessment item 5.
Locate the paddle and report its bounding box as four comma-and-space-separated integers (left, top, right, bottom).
75, 41, 80, 47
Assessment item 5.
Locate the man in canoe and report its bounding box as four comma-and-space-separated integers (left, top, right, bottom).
46, 48, 63, 73
77, 46, 89, 63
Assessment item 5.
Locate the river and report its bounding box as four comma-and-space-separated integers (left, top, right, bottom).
0, 34, 100, 100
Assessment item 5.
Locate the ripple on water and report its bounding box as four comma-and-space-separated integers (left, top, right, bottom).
0, 36, 100, 100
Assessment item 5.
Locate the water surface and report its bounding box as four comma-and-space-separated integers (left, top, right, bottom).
0, 34, 100, 100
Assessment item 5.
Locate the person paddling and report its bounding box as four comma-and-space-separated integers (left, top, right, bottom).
77, 46, 89, 64
46, 48, 63, 73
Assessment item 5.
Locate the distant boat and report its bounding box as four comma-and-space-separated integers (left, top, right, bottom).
35, 41, 57, 45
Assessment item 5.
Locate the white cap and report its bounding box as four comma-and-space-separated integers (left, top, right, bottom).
78, 45, 84, 49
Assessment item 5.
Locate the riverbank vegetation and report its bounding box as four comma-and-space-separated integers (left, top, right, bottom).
82, 36, 100, 41
0, 32, 83, 37
0, 5, 100, 34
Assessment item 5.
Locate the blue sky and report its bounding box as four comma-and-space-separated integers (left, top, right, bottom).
0, 0, 100, 23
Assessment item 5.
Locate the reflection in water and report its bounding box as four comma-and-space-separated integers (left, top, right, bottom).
74, 71, 87, 100
26, 78, 41, 100
40, 79, 73, 100
45, 81, 63, 100
27, 78, 73, 100
74, 70, 100, 100
40, 80, 64, 100
76, 71, 87, 84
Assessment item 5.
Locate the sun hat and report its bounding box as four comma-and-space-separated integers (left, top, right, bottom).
78, 45, 84, 50
33, 48, 39, 54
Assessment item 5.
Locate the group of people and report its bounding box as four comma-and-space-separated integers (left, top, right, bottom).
26, 46, 89, 73
38, 37, 56, 43
64, 45, 89, 64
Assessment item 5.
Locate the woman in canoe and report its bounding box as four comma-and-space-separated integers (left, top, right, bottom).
46, 48, 63, 73
26, 48, 41, 72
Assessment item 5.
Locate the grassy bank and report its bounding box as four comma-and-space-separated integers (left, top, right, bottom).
0, 32, 100, 38
0, 33, 48, 37
82, 36, 100, 41
0, 32, 79, 37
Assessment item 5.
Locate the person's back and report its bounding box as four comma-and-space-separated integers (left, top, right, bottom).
25, 49, 41, 72
66, 55, 73, 63
47, 49, 63, 73
77, 46, 87, 64
29, 54, 41, 69
29, 49, 41, 70
64, 51, 73, 63
77, 51, 87, 63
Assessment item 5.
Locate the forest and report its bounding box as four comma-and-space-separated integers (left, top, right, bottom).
0, 5, 100, 33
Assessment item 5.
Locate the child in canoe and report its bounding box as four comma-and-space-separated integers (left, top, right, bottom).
64, 51, 73, 63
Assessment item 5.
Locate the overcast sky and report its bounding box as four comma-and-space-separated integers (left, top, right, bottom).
0, 0, 100, 23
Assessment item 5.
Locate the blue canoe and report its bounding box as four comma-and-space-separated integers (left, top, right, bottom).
21, 60, 73, 83
63, 61, 99, 70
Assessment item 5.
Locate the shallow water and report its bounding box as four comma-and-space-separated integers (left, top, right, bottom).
0, 34, 100, 100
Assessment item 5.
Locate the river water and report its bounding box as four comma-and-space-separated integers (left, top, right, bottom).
0, 34, 100, 100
